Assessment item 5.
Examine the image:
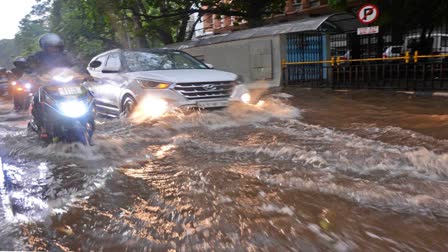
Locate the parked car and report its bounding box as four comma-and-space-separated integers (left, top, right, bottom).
332, 50, 351, 65
383, 46, 402, 58
403, 33, 448, 55
86, 49, 250, 118
340, 50, 351, 61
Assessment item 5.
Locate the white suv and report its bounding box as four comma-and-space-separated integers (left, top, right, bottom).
86, 49, 250, 117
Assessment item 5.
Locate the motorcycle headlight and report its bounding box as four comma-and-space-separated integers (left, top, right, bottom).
59, 100, 88, 118
137, 80, 171, 89
25, 83, 32, 90
11, 81, 17, 86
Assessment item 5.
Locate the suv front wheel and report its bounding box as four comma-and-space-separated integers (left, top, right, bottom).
121, 96, 136, 117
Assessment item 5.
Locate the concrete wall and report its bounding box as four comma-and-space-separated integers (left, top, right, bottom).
180, 35, 283, 89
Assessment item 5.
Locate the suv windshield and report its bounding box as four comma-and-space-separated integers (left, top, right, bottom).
124, 51, 208, 72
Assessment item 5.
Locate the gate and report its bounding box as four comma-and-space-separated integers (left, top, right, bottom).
286, 32, 328, 85
282, 27, 448, 91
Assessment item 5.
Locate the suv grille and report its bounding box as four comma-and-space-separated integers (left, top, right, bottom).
174, 82, 234, 100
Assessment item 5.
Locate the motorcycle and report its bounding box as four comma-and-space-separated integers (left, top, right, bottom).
11, 79, 34, 111
28, 68, 96, 145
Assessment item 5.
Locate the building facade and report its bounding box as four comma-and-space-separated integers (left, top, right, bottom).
200, 0, 362, 35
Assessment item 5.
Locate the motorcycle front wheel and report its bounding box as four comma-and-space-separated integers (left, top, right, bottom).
80, 121, 94, 146
80, 129, 91, 146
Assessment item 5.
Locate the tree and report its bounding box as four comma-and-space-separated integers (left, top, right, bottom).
0, 39, 20, 68
14, 14, 49, 56
11, 0, 288, 61
119, 0, 287, 44
49, 0, 124, 60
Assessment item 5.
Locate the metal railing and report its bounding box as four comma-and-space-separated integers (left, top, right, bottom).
282, 52, 448, 90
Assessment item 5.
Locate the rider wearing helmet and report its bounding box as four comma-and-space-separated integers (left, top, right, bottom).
9, 57, 28, 79
26, 33, 83, 75
6, 57, 27, 97
27, 33, 91, 136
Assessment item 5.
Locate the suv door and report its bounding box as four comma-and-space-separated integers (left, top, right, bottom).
98, 53, 127, 113
88, 54, 110, 112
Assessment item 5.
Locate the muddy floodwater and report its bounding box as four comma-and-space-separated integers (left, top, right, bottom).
1, 89, 448, 251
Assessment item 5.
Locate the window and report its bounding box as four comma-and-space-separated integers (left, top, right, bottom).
441, 37, 448, 48
194, 55, 205, 62
104, 53, 121, 70
171, 53, 201, 69
123, 51, 208, 72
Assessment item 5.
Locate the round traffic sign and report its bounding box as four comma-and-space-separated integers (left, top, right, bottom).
357, 4, 379, 24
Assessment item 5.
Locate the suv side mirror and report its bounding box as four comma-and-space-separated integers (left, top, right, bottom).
89, 60, 102, 68
205, 63, 214, 69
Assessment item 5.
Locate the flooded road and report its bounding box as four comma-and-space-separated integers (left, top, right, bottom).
1, 89, 448, 251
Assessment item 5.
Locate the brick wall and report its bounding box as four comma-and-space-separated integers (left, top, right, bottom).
203, 0, 339, 34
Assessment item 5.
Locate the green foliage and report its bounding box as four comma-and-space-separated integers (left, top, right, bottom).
14, 15, 48, 56
5, 0, 289, 62
0, 39, 20, 68
328, 0, 347, 11
213, 0, 286, 28
49, 0, 120, 60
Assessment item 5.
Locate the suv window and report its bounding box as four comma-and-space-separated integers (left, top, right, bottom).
105, 53, 121, 70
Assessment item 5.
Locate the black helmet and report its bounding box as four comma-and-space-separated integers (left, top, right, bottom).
39, 33, 64, 52
13, 57, 27, 68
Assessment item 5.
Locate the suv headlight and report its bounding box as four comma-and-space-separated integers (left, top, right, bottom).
241, 93, 252, 104
137, 80, 171, 89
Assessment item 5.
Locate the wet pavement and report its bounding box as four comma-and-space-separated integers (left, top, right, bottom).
0, 88, 448, 251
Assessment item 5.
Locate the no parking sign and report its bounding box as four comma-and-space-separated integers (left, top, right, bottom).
357, 4, 379, 24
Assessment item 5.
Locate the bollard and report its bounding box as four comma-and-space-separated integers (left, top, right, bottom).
405, 51, 410, 64
281, 59, 286, 69
414, 51, 418, 63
